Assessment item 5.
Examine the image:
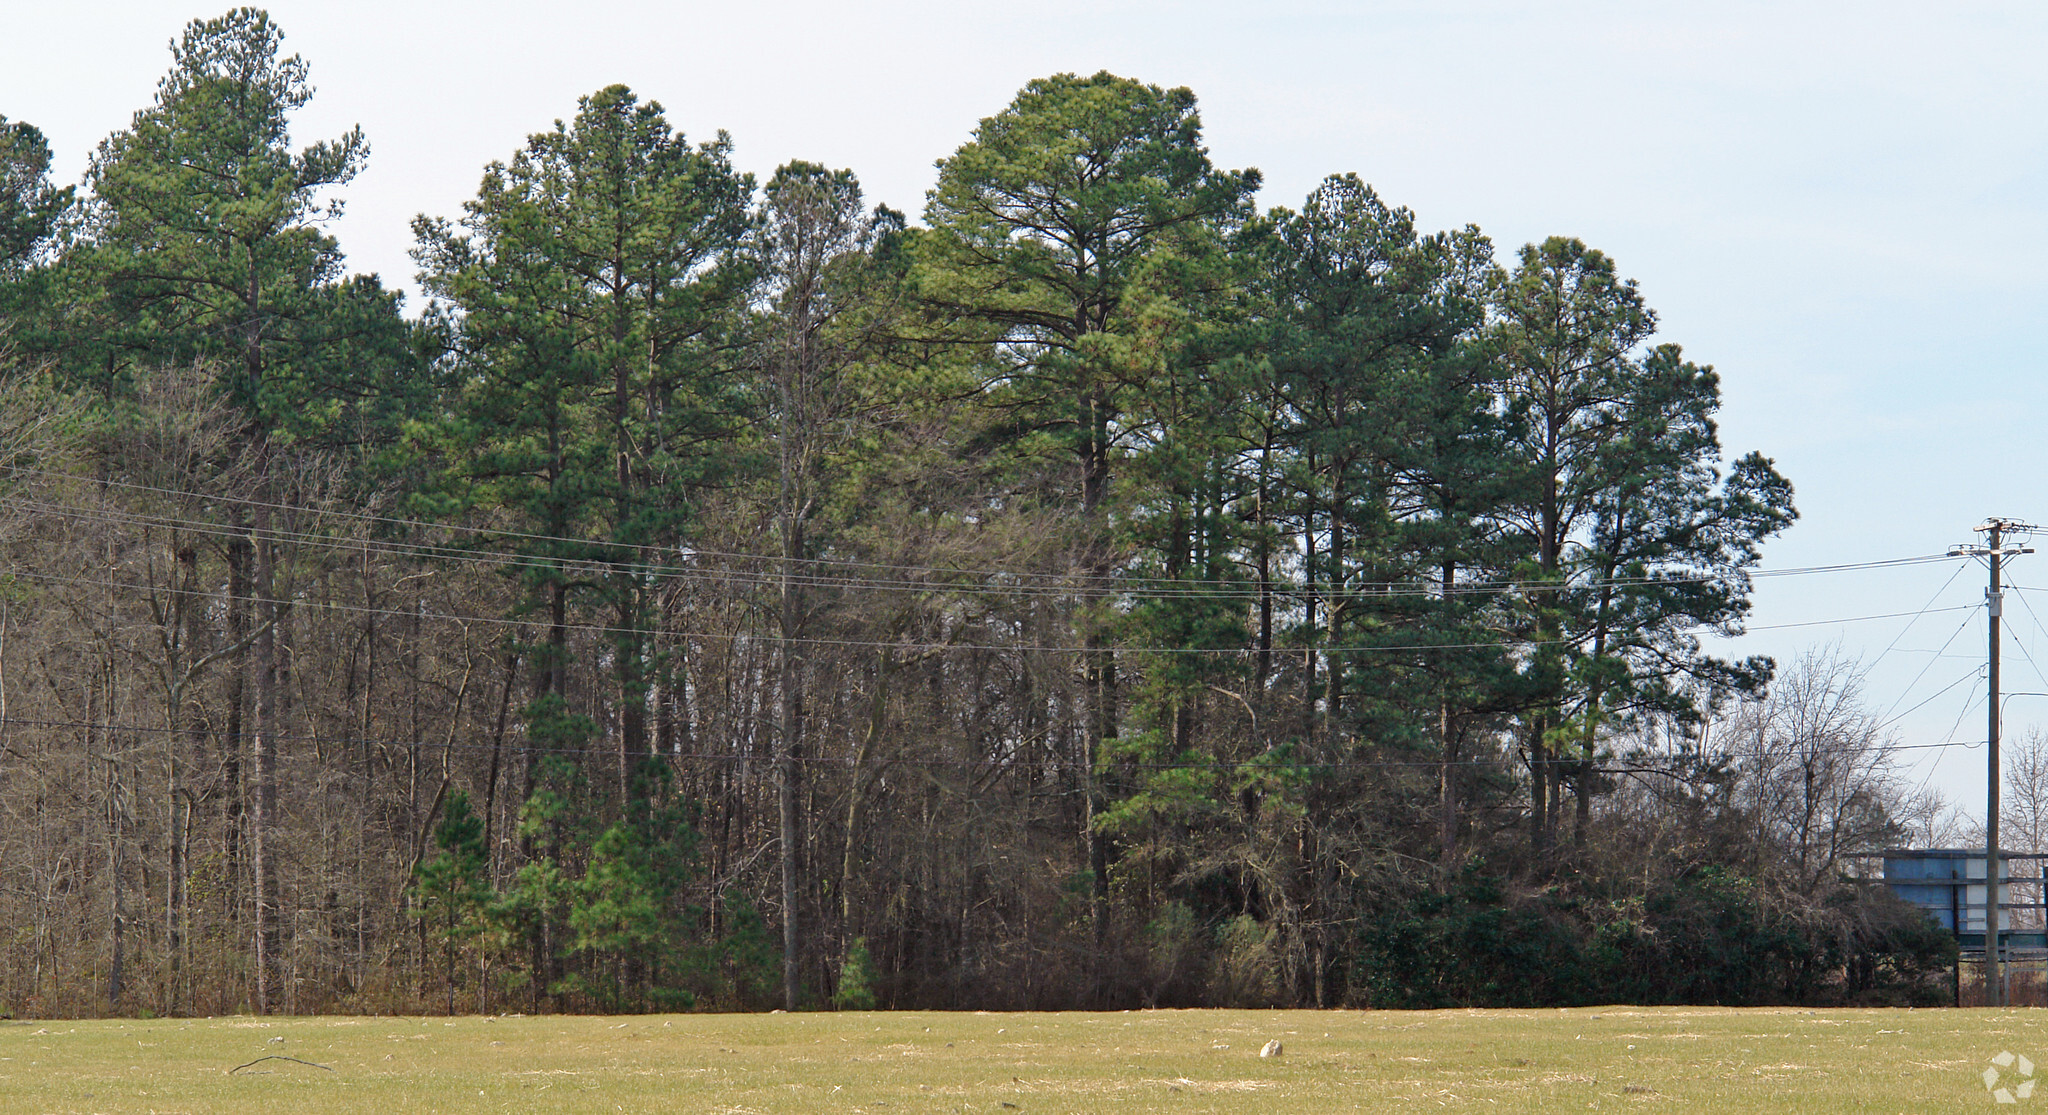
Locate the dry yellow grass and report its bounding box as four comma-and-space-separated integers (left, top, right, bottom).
0, 1005, 2039, 1112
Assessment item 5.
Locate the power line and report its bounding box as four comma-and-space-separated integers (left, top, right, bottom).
0, 565, 1581, 656
0, 465, 1963, 598
1738, 604, 1975, 634
0, 714, 1986, 773
0, 486, 1903, 602
0, 564, 1978, 659
1881, 666, 1987, 735
1864, 560, 1969, 675
2007, 584, 2048, 694
1878, 604, 1984, 729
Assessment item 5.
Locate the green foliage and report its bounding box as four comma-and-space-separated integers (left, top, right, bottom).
1353, 864, 1949, 1009
0, 40, 1859, 1017
568, 797, 701, 1006
0, 115, 70, 276
706, 894, 781, 1010
754, 157, 907, 556
1210, 914, 1282, 1007
410, 791, 492, 987
915, 69, 1260, 509
1838, 884, 1958, 1006
832, 938, 879, 1011
485, 748, 716, 1013
1489, 237, 1796, 837
1142, 902, 1206, 1005
75, 7, 369, 424
410, 81, 754, 559
411, 84, 757, 834
1357, 872, 1588, 1008
412, 791, 491, 933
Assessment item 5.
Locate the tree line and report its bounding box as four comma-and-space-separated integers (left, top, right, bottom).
0, 8, 1961, 1017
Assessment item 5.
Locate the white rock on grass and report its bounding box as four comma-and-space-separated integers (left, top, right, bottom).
1259, 1040, 1283, 1058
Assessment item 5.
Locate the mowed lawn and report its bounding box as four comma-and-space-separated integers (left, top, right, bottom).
1, 1005, 2039, 1113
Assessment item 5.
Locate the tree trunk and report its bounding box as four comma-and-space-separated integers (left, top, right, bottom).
250, 508, 281, 1015
842, 647, 892, 940
776, 446, 809, 1009
1529, 715, 1550, 855
107, 760, 125, 1012
224, 530, 249, 945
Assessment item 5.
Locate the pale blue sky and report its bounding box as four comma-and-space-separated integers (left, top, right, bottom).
6, 1, 2047, 817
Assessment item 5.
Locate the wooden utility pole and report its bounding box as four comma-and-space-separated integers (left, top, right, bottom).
1954, 517, 2034, 1007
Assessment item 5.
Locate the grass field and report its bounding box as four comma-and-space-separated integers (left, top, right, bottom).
1, 1006, 2040, 1113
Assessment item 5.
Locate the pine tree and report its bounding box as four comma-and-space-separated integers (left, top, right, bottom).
75, 7, 373, 1012
1490, 237, 1795, 850
412, 82, 753, 812
411, 791, 492, 1013
915, 72, 1259, 977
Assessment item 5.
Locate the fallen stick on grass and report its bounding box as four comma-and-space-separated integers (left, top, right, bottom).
228, 1055, 334, 1074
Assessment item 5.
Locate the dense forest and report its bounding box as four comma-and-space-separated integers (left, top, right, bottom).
0, 9, 1967, 1017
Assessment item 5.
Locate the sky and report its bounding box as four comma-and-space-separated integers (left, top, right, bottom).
5, 1, 2047, 824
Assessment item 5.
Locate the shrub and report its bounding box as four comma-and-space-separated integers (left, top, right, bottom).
833, 938, 878, 1011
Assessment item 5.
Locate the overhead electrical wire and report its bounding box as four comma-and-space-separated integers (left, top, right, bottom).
1848, 562, 1990, 795
1863, 560, 1969, 676
1733, 604, 1975, 634
0, 486, 1945, 603
0, 564, 1978, 659
0, 465, 1965, 599
0, 714, 1987, 773
1881, 666, 1988, 736
2007, 584, 2048, 695
1898, 676, 1988, 814
15, 462, 1958, 588
0, 482, 2008, 778
1878, 603, 1985, 730
0, 471, 2006, 783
